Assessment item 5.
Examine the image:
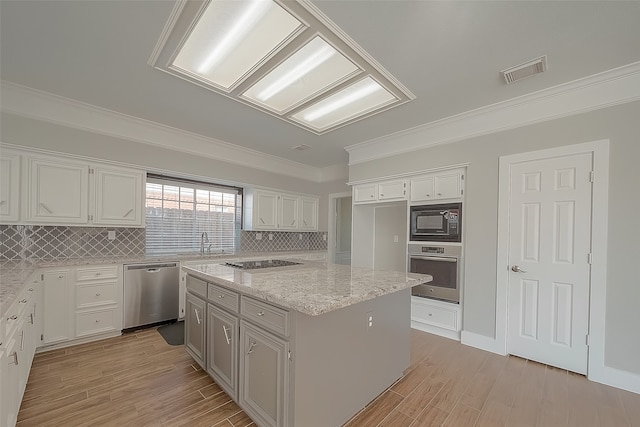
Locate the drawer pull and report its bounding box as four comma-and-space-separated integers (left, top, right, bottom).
96, 273, 101, 276
95, 319, 101, 323
7, 315, 18, 321
28, 288, 34, 292
428, 313, 433, 316
218, 294, 224, 299
247, 341, 257, 355
95, 293, 101, 297
20, 299, 27, 304
58, 275, 64, 279
257, 311, 265, 317
223, 325, 231, 345
194, 308, 201, 325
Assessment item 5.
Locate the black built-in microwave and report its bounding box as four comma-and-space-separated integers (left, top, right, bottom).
410, 202, 462, 242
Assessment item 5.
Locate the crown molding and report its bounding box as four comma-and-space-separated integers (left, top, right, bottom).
346, 61, 640, 165
0, 80, 348, 183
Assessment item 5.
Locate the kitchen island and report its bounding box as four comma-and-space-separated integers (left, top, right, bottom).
183, 260, 432, 427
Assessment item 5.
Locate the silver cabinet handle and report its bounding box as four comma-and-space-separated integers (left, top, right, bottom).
96, 293, 101, 297
218, 294, 224, 299
20, 299, 27, 304
7, 315, 17, 321
257, 311, 265, 317
30, 313, 34, 325
8, 351, 19, 366
223, 325, 231, 345
247, 341, 257, 355
39, 202, 53, 214
291, 220, 295, 226
303, 220, 308, 226
511, 265, 527, 273
58, 275, 64, 279
123, 208, 133, 218
259, 217, 265, 224
194, 308, 201, 325
28, 288, 34, 292
20, 330, 25, 351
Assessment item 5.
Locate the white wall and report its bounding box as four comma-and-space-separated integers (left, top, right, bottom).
0, 112, 350, 231
349, 101, 640, 376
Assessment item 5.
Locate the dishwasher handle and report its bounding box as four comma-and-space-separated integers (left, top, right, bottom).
125, 263, 178, 271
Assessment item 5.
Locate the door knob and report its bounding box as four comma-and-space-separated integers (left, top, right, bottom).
511, 265, 527, 273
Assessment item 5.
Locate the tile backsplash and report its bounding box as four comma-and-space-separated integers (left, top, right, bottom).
0, 225, 327, 261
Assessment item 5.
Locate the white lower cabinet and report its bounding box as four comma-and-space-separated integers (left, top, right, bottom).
42, 269, 74, 345
410, 296, 461, 340
239, 321, 289, 427
74, 265, 121, 338
1, 275, 42, 427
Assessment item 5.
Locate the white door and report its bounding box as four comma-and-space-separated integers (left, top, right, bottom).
507, 152, 592, 374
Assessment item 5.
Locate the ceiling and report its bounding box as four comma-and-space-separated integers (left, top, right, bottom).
1, 1, 639, 169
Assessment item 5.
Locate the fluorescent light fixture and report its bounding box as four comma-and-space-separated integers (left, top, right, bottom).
172, 0, 302, 90
256, 44, 335, 101
197, 0, 271, 74
303, 78, 381, 121
291, 76, 397, 131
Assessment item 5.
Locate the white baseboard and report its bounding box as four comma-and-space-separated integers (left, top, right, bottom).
590, 365, 640, 395
460, 330, 506, 355
411, 321, 460, 341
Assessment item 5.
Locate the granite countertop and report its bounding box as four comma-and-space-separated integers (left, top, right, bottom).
0, 250, 326, 317
183, 261, 432, 316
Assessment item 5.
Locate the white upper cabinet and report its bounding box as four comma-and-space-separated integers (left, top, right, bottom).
0, 149, 21, 222
299, 197, 318, 230
353, 179, 406, 204
27, 156, 89, 224
279, 194, 299, 230
410, 169, 464, 203
244, 188, 318, 232
93, 165, 144, 227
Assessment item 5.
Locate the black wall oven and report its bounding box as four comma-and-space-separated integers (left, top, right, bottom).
410, 202, 461, 242
409, 244, 461, 303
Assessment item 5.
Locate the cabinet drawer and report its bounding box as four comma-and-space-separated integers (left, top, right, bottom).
411, 301, 458, 331
208, 283, 239, 313
76, 282, 117, 308
76, 266, 118, 281
186, 275, 207, 298
75, 308, 119, 337
241, 297, 289, 337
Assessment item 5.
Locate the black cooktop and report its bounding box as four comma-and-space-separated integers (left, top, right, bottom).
224, 259, 302, 270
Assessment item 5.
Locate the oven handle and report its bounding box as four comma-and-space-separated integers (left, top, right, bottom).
410, 256, 458, 263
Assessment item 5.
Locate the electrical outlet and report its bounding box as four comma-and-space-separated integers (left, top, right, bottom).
299, 234, 303, 240
268, 233, 273, 241
256, 233, 262, 240
366, 311, 374, 331
107, 230, 116, 240
393, 235, 399, 243
323, 234, 327, 241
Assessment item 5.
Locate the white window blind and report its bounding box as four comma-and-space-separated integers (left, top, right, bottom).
145, 175, 242, 255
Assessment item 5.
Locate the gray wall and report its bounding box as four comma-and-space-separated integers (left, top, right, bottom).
349, 101, 640, 375
0, 113, 350, 231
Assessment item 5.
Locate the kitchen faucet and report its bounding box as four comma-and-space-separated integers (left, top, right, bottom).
200, 232, 211, 254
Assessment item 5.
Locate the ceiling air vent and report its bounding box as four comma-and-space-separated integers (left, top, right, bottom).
502, 55, 547, 84
291, 144, 311, 151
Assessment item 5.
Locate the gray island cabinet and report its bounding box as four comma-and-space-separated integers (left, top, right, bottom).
183, 260, 432, 427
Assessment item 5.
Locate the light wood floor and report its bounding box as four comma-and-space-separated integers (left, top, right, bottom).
18, 327, 640, 427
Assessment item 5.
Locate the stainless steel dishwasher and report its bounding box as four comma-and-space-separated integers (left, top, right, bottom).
123, 262, 180, 330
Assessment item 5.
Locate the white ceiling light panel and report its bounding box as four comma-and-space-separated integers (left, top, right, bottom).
291, 77, 397, 131
172, 0, 303, 90
242, 36, 360, 113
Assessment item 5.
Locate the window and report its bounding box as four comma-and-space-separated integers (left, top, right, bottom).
145, 175, 242, 255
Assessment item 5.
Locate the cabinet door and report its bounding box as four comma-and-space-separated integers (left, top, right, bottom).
434, 171, 462, 199
93, 166, 144, 226
2, 337, 19, 427
28, 157, 88, 224
279, 194, 298, 230
254, 191, 278, 230
299, 197, 318, 231
239, 321, 288, 427
0, 150, 20, 222
410, 175, 435, 202
353, 184, 377, 203
42, 269, 73, 345
378, 180, 406, 200
185, 292, 206, 369
207, 304, 238, 400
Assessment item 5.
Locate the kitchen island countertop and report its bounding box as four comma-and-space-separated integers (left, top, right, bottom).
183, 261, 432, 316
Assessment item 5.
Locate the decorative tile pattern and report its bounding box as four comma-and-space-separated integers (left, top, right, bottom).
0, 225, 146, 261
0, 225, 327, 261
240, 231, 327, 252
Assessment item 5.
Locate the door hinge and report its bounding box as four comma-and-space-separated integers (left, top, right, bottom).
586, 334, 590, 346
588, 252, 593, 265
461, 189, 464, 196
41, 274, 44, 281
589, 171, 594, 183
89, 167, 94, 175
40, 334, 44, 341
